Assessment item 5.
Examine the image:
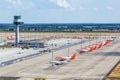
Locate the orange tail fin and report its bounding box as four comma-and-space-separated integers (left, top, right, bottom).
104, 40, 109, 45
89, 46, 93, 52
70, 53, 77, 60
93, 45, 97, 50
98, 43, 102, 48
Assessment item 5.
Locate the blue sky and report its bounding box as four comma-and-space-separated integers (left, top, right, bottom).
0, 0, 120, 23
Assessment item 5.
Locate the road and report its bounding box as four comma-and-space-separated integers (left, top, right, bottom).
0, 38, 119, 80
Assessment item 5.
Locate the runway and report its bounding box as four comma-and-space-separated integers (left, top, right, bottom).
0, 38, 119, 80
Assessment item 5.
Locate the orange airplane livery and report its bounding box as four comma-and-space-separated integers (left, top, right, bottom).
50, 53, 77, 65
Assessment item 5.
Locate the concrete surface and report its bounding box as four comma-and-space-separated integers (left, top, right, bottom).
0, 37, 119, 80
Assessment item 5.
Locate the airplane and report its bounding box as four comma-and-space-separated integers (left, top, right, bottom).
96, 42, 102, 48
85, 46, 94, 52
77, 45, 94, 53
76, 48, 87, 53
100, 40, 108, 46
104, 40, 111, 45
92, 44, 97, 50
76, 39, 112, 55
7, 36, 15, 40
0, 42, 7, 46
50, 53, 77, 65
50, 60, 68, 65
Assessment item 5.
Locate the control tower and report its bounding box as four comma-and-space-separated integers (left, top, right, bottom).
13, 16, 23, 47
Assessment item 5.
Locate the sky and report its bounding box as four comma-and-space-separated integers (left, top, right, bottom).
0, 0, 120, 23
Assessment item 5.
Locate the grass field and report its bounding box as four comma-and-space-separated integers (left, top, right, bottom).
0, 32, 120, 38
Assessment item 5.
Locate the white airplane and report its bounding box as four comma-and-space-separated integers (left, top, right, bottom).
0, 42, 7, 46
103, 40, 111, 46
76, 45, 94, 53
7, 36, 15, 40
96, 42, 103, 48
50, 60, 68, 65
50, 53, 77, 65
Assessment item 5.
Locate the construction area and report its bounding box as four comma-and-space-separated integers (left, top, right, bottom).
106, 62, 120, 80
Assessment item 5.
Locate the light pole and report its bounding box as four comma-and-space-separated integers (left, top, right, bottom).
105, 34, 106, 41
100, 32, 102, 42
96, 34, 97, 44
81, 38, 82, 48
51, 43, 54, 67
13, 16, 23, 47
89, 35, 91, 46
67, 40, 70, 57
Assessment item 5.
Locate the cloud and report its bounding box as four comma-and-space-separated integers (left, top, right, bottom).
6, 0, 25, 10
106, 6, 114, 11
94, 8, 99, 11
50, 0, 71, 9
6, 0, 22, 5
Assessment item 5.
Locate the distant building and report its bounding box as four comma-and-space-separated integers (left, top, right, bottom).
19, 41, 48, 48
